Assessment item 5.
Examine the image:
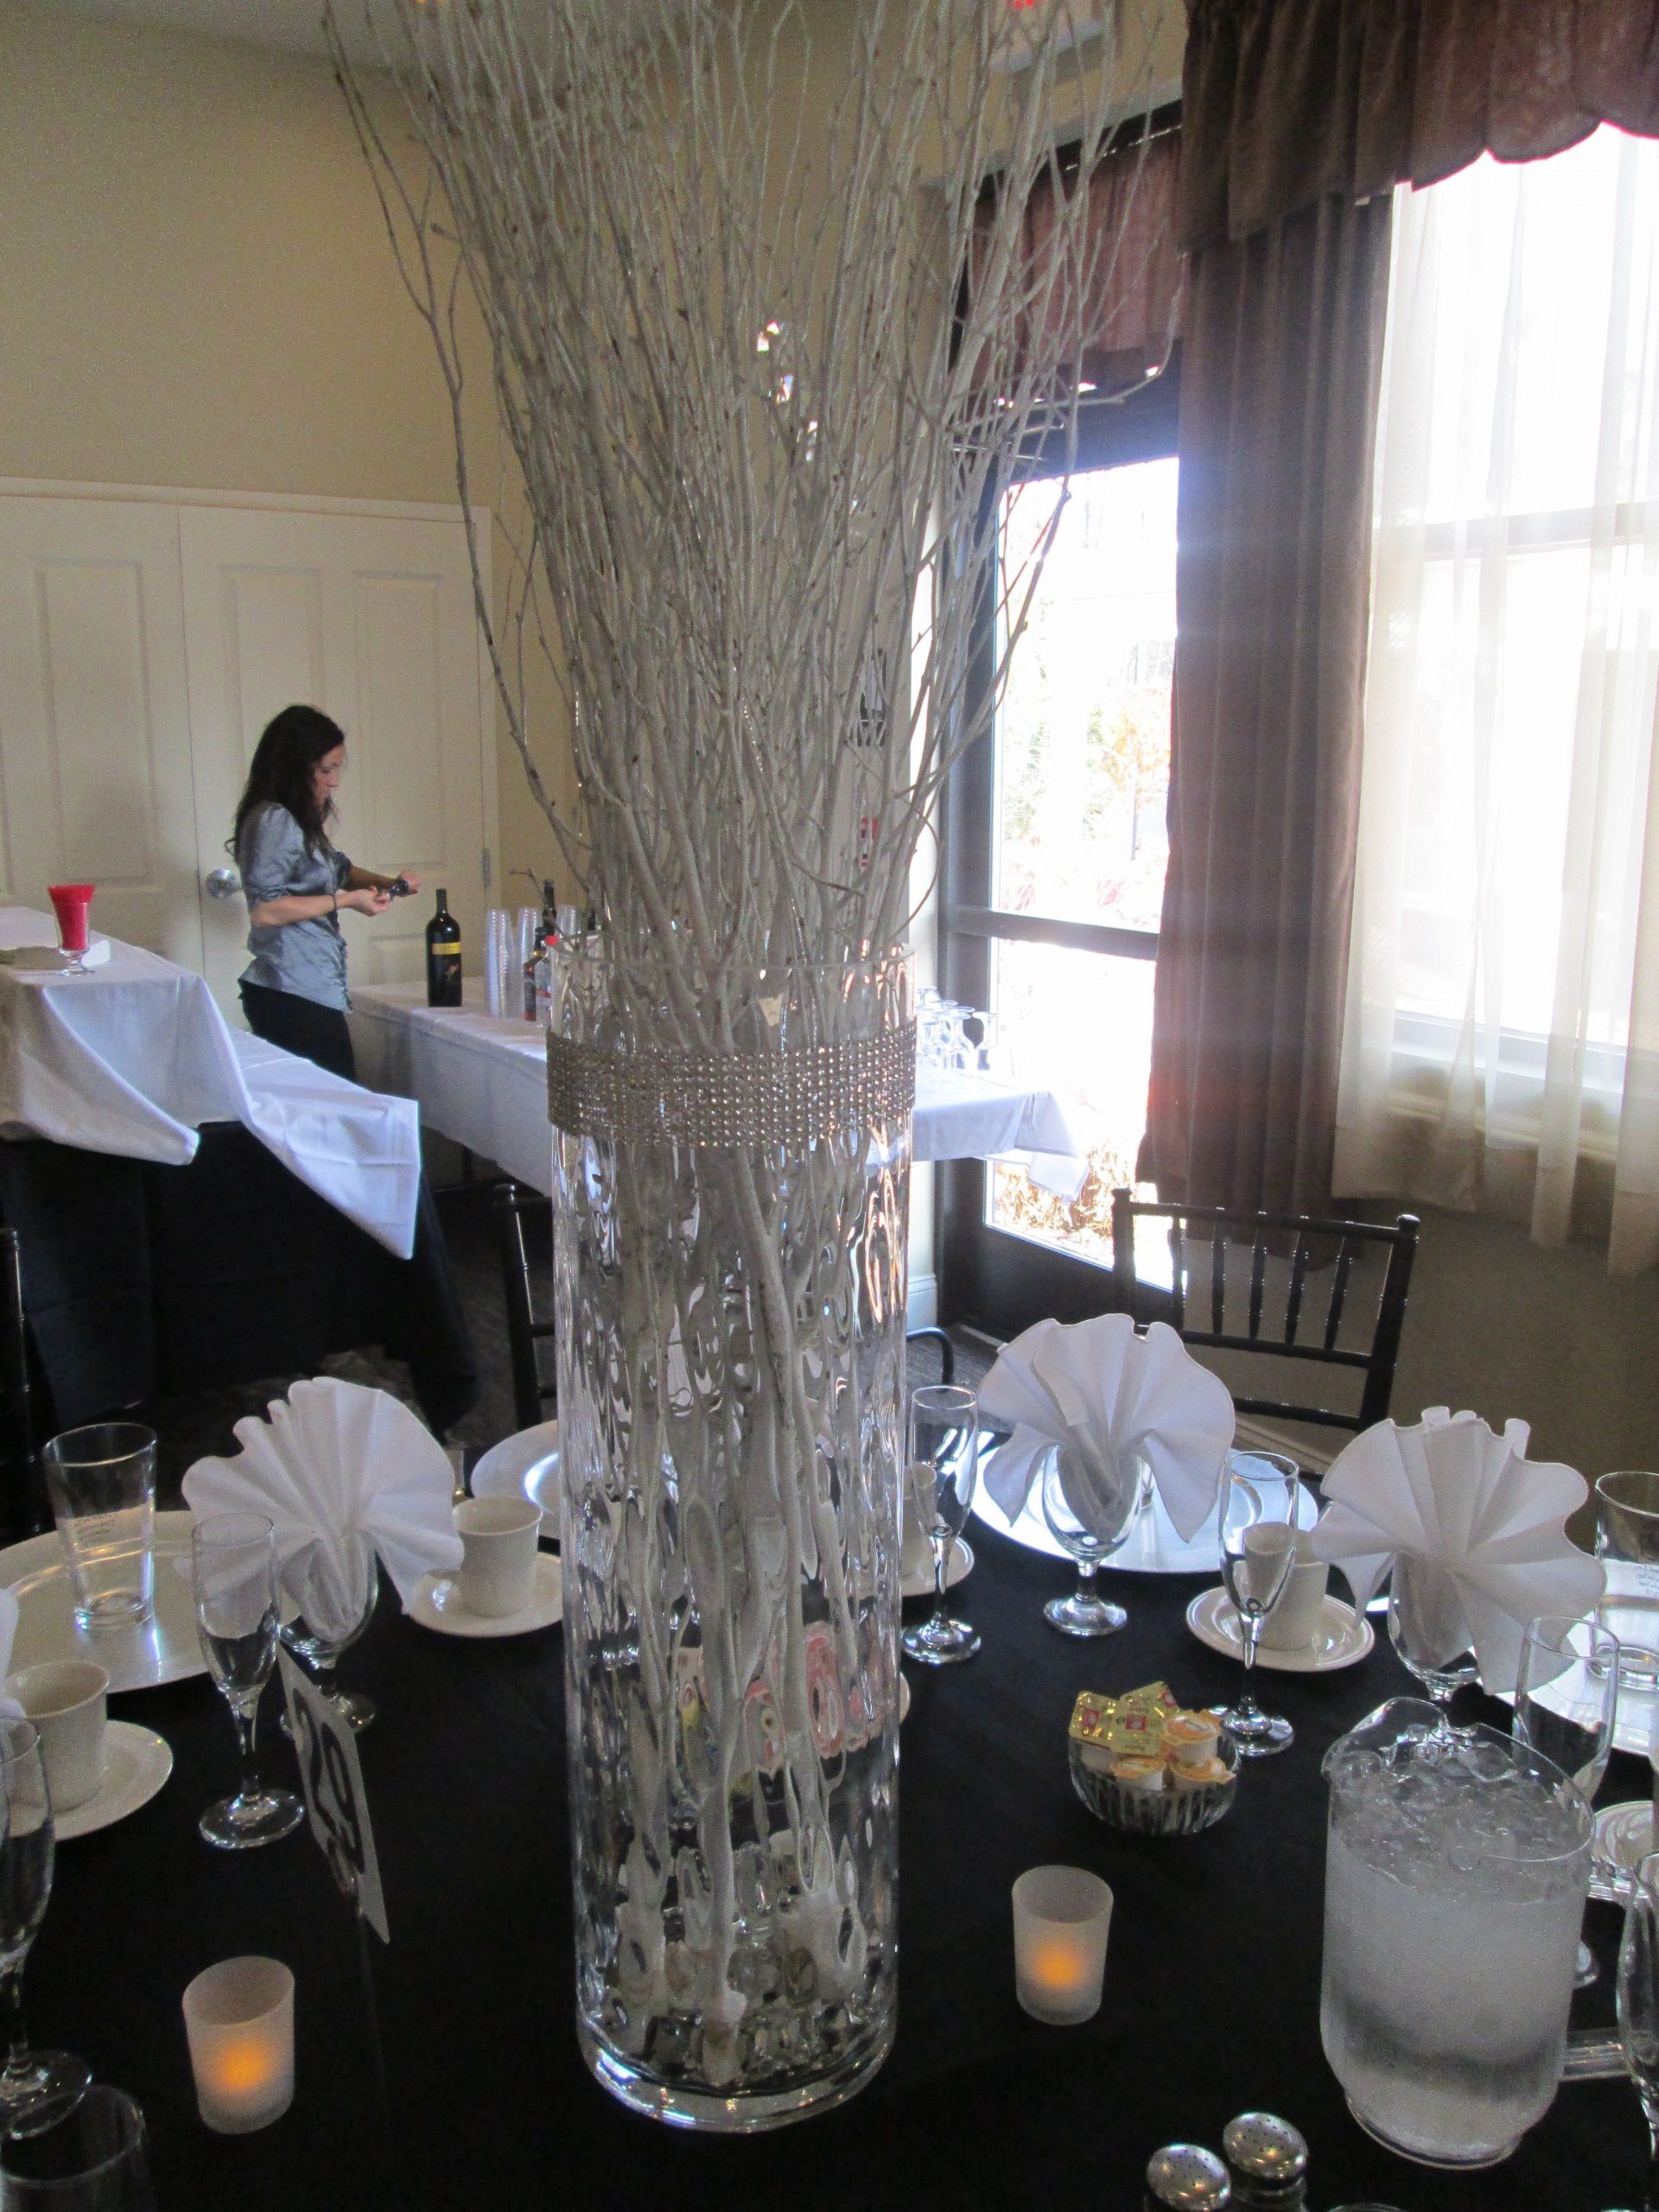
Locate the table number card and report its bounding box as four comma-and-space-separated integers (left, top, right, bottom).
277, 1649, 389, 1942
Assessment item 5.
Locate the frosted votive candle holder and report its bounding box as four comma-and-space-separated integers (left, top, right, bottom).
1012, 1865, 1113, 2024
182, 1956, 295, 2133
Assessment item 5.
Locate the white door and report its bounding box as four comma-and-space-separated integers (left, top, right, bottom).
0, 499, 203, 969
180, 505, 492, 1013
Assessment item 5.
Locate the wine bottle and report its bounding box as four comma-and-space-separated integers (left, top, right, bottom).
424, 887, 462, 1007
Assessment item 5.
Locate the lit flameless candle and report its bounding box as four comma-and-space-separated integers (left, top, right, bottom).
1012, 1866, 1113, 2024
182, 1957, 295, 2133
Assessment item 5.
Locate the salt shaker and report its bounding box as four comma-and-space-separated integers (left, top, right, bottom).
1145, 2144, 1231, 2209
1220, 2113, 1308, 2208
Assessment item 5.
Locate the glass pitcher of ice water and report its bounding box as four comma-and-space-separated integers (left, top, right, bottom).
1320, 1697, 1592, 2169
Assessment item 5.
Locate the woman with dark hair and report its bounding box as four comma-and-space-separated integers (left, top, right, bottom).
232, 704, 419, 1082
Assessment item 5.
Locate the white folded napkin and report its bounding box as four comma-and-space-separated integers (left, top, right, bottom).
979, 1313, 1235, 1542
183, 1377, 462, 1611
1311, 1406, 1605, 1694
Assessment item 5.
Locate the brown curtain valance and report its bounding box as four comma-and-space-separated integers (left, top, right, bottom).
1181, 0, 1659, 251
1026, 125, 1185, 383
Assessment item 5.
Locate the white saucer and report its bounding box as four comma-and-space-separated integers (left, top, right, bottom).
1594, 1801, 1656, 1895
899, 1674, 911, 1723
410, 1554, 563, 1637
469, 1421, 560, 1537
1185, 1586, 1374, 1673
900, 1540, 973, 1601
2, 1512, 202, 1694
54, 1722, 173, 1840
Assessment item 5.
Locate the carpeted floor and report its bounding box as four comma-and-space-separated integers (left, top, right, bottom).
143, 1182, 995, 1498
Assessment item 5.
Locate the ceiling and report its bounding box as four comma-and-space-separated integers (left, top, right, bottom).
45, 0, 402, 66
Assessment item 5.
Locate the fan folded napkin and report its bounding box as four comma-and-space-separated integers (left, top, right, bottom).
1311, 1406, 1605, 1694
183, 1377, 462, 1611
979, 1313, 1235, 1542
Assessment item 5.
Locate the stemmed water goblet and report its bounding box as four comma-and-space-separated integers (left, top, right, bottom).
192, 1512, 305, 1850
278, 1534, 379, 1732
1039, 1448, 1143, 1637
1515, 1612, 1620, 1988
901, 1384, 981, 1666
1388, 1555, 1481, 1731
1217, 1451, 1300, 1756
0, 1719, 89, 2135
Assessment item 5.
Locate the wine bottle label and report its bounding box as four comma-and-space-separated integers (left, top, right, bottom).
433, 942, 461, 960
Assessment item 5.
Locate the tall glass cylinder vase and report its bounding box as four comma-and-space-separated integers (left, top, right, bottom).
550, 944, 913, 2131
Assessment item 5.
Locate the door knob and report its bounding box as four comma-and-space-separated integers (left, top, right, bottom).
204, 868, 241, 901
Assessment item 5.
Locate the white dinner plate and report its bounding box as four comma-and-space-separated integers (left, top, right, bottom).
1492, 1587, 1659, 1758
470, 1421, 560, 1537
410, 1554, 563, 1638
899, 1674, 911, 1723
54, 1722, 173, 1840
1185, 1586, 1374, 1673
975, 1457, 1321, 1575
1, 1511, 203, 1694
900, 1541, 973, 1600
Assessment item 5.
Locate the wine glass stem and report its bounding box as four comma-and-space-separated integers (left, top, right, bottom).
231, 1694, 264, 1803
931, 1532, 951, 1620
1236, 1611, 1264, 1721
1077, 1560, 1097, 1605
2, 1961, 31, 2078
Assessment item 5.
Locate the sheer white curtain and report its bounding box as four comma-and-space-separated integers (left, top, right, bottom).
1334, 126, 1659, 1272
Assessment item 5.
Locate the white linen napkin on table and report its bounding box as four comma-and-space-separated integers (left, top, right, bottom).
182, 1377, 462, 1611
1310, 1406, 1605, 1694
979, 1313, 1235, 1542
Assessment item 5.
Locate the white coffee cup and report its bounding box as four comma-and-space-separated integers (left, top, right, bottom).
1261, 1530, 1330, 1651
454, 1496, 542, 1618
7, 1660, 109, 1812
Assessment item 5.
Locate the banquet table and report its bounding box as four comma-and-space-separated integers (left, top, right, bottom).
38, 1510, 1645, 2211
346, 981, 1097, 1197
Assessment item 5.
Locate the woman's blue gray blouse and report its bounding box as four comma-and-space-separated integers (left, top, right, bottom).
238, 804, 353, 1010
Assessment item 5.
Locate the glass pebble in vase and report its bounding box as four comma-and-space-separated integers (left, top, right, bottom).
278, 1534, 378, 1732
1039, 1447, 1142, 1638
553, 945, 911, 2130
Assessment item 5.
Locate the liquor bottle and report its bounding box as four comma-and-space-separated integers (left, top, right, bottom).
424, 887, 462, 1007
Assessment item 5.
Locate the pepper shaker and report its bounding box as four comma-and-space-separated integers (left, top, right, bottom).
1220, 2113, 1308, 2209
1145, 2144, 1231, 2209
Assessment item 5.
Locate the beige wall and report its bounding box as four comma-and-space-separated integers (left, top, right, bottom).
0, 0, 568, 889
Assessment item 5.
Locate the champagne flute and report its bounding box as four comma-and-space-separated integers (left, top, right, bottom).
278, 1534, 379, 1732
0, 1719, 89, 2135
1516, 1611, 1619, 1987
192, 1513, 304, 1850
1039, 1448, 1141, 1637
901, 1384, 981, 1666
1217, 1451, 1300, 1756
1617, 1850, 1659, 2212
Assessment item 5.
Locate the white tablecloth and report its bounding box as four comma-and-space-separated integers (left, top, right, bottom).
0, 910, 421, 1256
346, 982, 1095, 1198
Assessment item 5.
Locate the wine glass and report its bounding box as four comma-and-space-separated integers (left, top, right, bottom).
1388, 1555, 1480, 1730
1217, 1451, 1300, 1756
278, 1535, 378, 1732
901, 1384, 981, 1666
1515, 1611, 1620, 1988
192, 1513, 304, 1851
1039, 1447, 1142, 1637
0, 1719, 89, 2136
1617, 1850, 1659, 2212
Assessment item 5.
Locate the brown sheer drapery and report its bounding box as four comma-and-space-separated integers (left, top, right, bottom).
1142, 0, 1659, 1217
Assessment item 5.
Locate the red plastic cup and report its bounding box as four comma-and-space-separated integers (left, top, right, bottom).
46, 884, 94, 957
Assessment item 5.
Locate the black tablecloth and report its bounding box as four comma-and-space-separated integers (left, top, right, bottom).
38, 1521, 1646, 2211
0, 1126, 478, 1445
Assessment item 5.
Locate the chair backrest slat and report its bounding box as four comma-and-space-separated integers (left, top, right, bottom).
1168, 1217, 1186, 1332
1325, 1236, 1356, 1351
1248, 1230, 1267, 1340
1285, 1232, 1310, 1345
1211, 1224, 1225, 1336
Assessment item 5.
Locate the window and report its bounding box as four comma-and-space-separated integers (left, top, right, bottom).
1335, 126, 1659, 1269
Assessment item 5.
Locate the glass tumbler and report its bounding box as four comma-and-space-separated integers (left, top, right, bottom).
0, 2086, 155, 2209
40, 1425, 156, 1633
483, 907, 512, 1017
